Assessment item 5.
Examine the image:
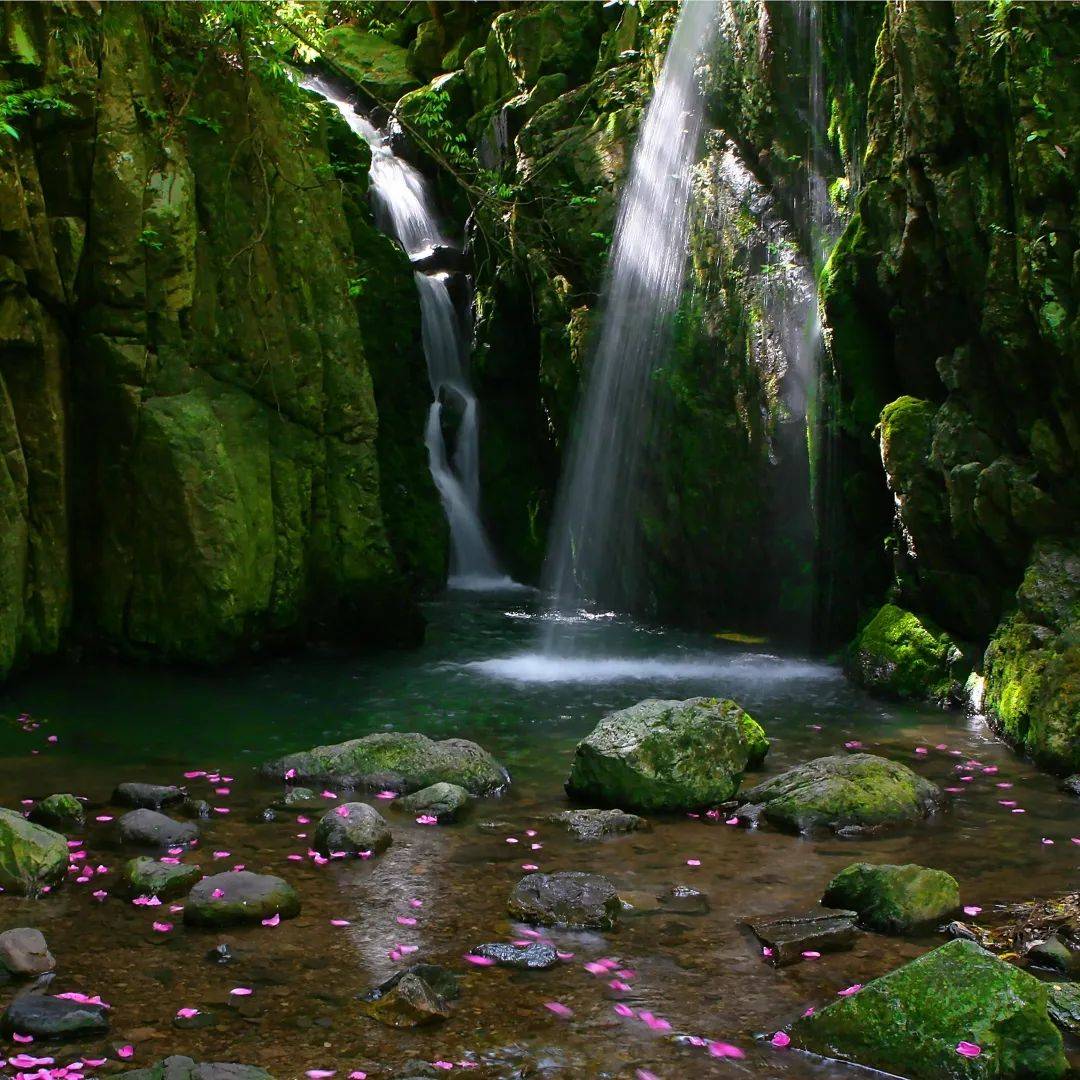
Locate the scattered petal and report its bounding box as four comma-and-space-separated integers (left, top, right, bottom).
770, 1031, 791, 1048
544, 1002, 573, 1018
956, 1041, 981, 1058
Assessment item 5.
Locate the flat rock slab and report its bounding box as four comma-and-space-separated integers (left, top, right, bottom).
184, 871, 300, 927
124, 857, 203, 899
113, 783, 186, 810
0, 807, 69, 895
739, 753, 945, 834
1, 994, 109, 1040
547, 808, 650, 840
121, 1057, 275, 1080
313, 802, 391, 856
395, 783, 471, 821
747, 908, 859, 965
0, 927, 55, 976
508, 871, 621, 930
118, 809, 198, 848
471, 942, 559, 969
661, 884, 710, 915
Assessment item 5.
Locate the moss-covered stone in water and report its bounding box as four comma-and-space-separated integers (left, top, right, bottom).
822, 862, 959, 933
28, 793, 84, 830
791, 939, 1068, 1079
565, 697, 768, 813
849, 603, 966, 706
0, 808, 69, 896
121, 1058, 274, 1080
122, 857, 203, 900
740, 753, 944, 834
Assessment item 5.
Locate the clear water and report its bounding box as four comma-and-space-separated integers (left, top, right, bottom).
0, 594, 1076, 1077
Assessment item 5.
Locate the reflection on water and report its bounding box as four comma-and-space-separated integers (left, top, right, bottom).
0, 592, 1076, 1077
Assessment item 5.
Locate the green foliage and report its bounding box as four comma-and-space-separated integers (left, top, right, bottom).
137, 227, 166, 252
0, 80, 74, 145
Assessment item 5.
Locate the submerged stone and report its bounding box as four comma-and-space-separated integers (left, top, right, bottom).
358, 972, 450, 1027
739, 753, 944, 834
113, 782, 186, 811
747, 908, 859, 966
121, 1057, 275, 1080
184, 871, 300, 927
266, 787, 322, 813
312, 802, 391, 856
395, 782, 471, 821
123, 856, 203, 899
507, 871, 621, 930
470, 942, 559, 969
822, 862, 960, 933
1, 994, 109, 1040
118, 809, 198, 848
791, 939, 1068, 1079
261, 732, 509, 796
565, 697, 768, 812
28, 793, 84, 830
1047, 981, 1080, 1036
0, 808, 69, 895
547, 808, 650, 840
1026, 935, 1080, 976
0, 927, 55, 976
661, 884, 710, 915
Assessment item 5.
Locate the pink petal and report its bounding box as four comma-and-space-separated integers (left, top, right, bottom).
335, 805, 350, 818
963, 905, 982, 916
330, 919, 351, 927
770, 1031, 791, 1048
956, 1041, 981, 1058
614, 1003, 635, 1018
837, 984, 862, 996
375, 791, 397, 799
396, 916, 417, 927
261, 914, 281, 927
117, 1046, 134, 1060
544, 1002, 573, 1018
464, 954, 495, 966
230, 987, 252, 996
305, 1072, 336, 1078
151, 921, 172, 933
12, 1034, 34, 1044
416, 815, 438, 825
686, 858, 701, 867
708, 1043, 745, 1059
801, 951, 820, 959
176, 1008, 199, 1019
320, 791, 337, 800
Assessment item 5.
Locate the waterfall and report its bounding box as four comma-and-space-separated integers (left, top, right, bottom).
542, 0, 721, 634
303, 76, 513, 591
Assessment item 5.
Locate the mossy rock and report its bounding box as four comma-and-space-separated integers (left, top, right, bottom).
121, 1057, 274, 1080
312, 802, 391, 856
822, 862, 960, 933
261, 732, 509, 796
791, 939, 1068, 1079
740, 754, 944, 834
28, 793, 84, 830
395, 782, 471, 821
565, 697, 768, 812
122, 856, 203, 900
848, 603, 967, 706
183, 871, 300, 928
323, 27, 421, 103
0, 808, 69, 896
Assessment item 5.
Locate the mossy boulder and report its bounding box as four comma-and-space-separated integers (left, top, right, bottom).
395, 782, 471, 821
0, 808, 69, 896
790, 939, 1068, 1079
121, 1058, 274, 1080
565, 697, 768, 812
261, 732, 509, 796
323, 26, 421, 103
848, 603, 967, 706
822, 862, 960, 933
312, 802, 392, 856
183, 871, 300, 928
739, 754, 944, 834
507, 870, 621, 931
28, 793, 84, 830
122, 857, 203, 900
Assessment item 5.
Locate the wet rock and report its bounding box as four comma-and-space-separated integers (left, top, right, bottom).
823, 862, 959, 933
183, 871, 300, 927
123, 857, 203, 900
1061, 775, 1080, 798
181, 798, 212, 819
619, 890, 663, 917
547, 808, 650, 840
660, 884, 710, 915
1047, 981, 1080, 1036
206, 944, 233, 964
312, 802, 391, 856
375, 964, 460, 1001
946, 920, 979, 941
261, 732, 510, 796
566, 697, 768, 812
395, 782, 470, 821
746, 908, 858, 966
508, 871, 621, 930
172, 1009, 220, 1031
113, 783, 186, 811
1026, 935, 1080, 975
791, 939, 1067, 1079
120, 1056, 274, 1080
738, 753, 945, 834
358, 972, 450, 1027
266, 788, 322, 813
0, 808, 69, 895
0, 928, 55, 976
118, 809, 198, 848
470, 942, 559, 970
1, 994, 109, 1040
28, 794, 84, 830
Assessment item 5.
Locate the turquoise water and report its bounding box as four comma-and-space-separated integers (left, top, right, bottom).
0, 592, 1076, 1078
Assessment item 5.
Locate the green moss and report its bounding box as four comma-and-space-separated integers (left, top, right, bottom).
122, 856, 203, 899
822, 862, 960, 933
322, 26, 420, 103
0, 807, 69, 896
28, 793, 84, 830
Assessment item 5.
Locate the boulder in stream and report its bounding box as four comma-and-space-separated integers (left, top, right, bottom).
747, 908, 859, 965
507, 870, 621, 930
565, 697, 768, 812
118, 809, 198, 848
470, 942, 559, 969
28, 793, 84, 830
395, 782, 471, 821
113, 782, 186, 811
358, 971, 451, 1027
0, 927, 55, 976
0, 808, 69, 895
121, 1057, 275, 1080
313, 802, 391, 856
261, 732, 509, 795
1, 994, 109, 1040
123, 856, 204, 899
790, 939, 1068, 1079
184, 871, 300, 927
822, 862, 960, 932
547, 808, 650, 840
738, 753, 944, 834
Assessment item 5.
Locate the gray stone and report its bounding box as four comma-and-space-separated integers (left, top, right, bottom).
118, 809, 198, 848
113, 783, 186, 811
1061, 775, 1080, 798
547, 808, 650, 840
507, 871, 621, 930
1, 994, 109, 1039
396, 783, 471, 821
660, 884, 710, 915
357, 972, 450, 1027
470, 942, 559, 970
0, 928, 55, 976
184, 871, 300, 927
120, 1057, 275, 1080
313, 802, 391, 856
1026, 935, 1080, 975
747, 908, 859, 966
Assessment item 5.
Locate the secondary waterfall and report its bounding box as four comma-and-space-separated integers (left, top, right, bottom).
303, 77, 511, 590
542, 0, 721, 632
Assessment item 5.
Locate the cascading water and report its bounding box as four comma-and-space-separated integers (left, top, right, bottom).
303, 76, 513, 590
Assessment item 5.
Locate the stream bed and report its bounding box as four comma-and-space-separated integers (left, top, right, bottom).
0, 591, 1076, 1079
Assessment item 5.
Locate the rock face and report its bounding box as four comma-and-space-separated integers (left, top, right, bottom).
823, 862, 960, 933
184, 872, 300, 927
262, 732, 509, 796
739, 754, 944, 834
395, 783, 471, 821
28, 793, 84, 830
113, 783, 185, 810
791, 940, 1068, 1080
0, 808, 69, 895
747, 909, 859, 966
312, 803, 392, 856
123, 857, 203, 899
546, 808, 649, 840
118, 809, 198, 848
1, 994, 110, 1040
848, 603, 967, 706
0, 927, 55, 976
358, 972, 450, 1028
565, 697, 768, 812
121, 1058, 275, 1080
507, 871, 620, 930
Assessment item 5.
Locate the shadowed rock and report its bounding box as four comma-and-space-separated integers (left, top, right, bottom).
747, 908, 858, 965
118, 809, 198, 848
508, 871, 621, 930
184, 871, 300, 927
